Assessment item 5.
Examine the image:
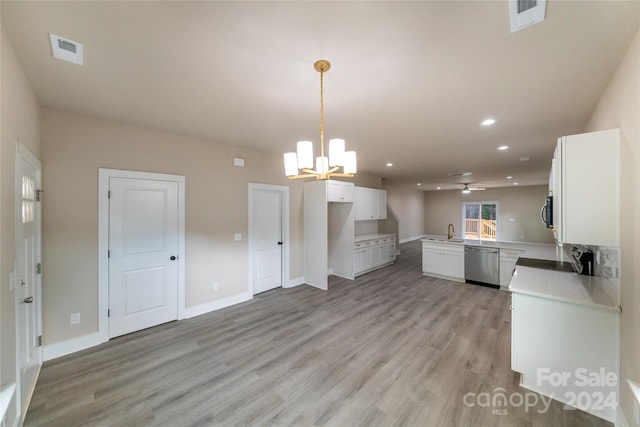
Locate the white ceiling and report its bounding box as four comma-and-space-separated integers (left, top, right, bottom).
3, 1, 639, 190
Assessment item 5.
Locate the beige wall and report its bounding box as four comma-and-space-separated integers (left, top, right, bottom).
40, 107, 384, 345
384, 185, 425, 241
424, 185, 555, 244
41, 108, 297, 343
585, 29, 639, 427
1, 28, 41, 421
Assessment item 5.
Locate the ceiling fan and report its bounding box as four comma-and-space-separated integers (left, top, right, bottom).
461, 183, 485, 194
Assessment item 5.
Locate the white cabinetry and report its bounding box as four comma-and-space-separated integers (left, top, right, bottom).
553, 128, 620, 247
421, 242, 464, 282
354, 187, 387, 220
327, 180, 354, 202
304, 181, 354, 290
354, 235, 396, 276
499, 249, 524, 287
511, 292, 619, 422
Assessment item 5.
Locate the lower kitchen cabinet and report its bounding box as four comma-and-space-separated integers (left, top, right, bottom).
511, 292, 619, 422
499, 249, 524, 287
421, 242, 464, 282
354, 235, 396, 276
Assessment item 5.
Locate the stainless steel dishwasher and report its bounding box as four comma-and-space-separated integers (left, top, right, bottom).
464, 246, 500, 287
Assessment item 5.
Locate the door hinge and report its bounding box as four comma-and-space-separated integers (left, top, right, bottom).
108, 190, 111, 199
37, 335, 42, 346
36, 263, 42, 274
108, 309, 110, 317
36, 189, 43, 202
108, 250, 110, 258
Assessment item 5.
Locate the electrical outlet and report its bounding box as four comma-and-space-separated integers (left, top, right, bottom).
70, 313, 80, 325
212, 282, 219, 291
234, 233, 242, 241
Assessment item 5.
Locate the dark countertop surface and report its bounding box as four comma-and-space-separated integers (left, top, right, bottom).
516, 257, 574, 273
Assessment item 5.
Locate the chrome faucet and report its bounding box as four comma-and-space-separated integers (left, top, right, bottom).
447, 223, 455, 240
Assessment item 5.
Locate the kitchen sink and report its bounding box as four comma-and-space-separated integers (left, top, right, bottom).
424, 237, 464, 243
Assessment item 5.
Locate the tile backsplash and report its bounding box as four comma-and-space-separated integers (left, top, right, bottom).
587, 245, 619, 279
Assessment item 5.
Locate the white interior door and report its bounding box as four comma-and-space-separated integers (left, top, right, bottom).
109, 177, 179, 338
15, 143, 42, 421
252, 189, 283, 294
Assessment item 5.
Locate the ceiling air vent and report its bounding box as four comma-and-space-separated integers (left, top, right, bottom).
49, 33, 83, 65
509, 0, 546, 33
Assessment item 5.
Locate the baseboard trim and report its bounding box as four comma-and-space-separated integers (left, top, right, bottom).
43, 332, 105, 361
285, 276, 305, 288
183, 291, 253, 319
399, 234, 426, 244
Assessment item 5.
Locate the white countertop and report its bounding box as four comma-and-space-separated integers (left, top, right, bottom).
509, 265, 620, 311
355, 233, 395, 243
420, 235, 564, 261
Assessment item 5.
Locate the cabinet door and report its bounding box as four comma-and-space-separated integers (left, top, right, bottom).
561, 129, 620, 246
422, 247, 441, 274
511, 294, 520, 372
327, 181, 354, 203
500, 259, 516, 287
376, 189, 387, 219
388, 241, 396, 261
354, 187, 369, 220
442, 250, 464, 279
354, 249, 363, 274
370, 244, 381, 266
327, 181, 341, 202
361, 247, 373, 271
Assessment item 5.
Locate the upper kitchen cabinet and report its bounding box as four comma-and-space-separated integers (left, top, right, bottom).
553, 129, 620, 247
327, 180, 354, 203
354, 187, 387, 221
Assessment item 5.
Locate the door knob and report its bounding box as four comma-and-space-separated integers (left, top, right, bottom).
170, 256, 177, 261
23, 296, 34, 304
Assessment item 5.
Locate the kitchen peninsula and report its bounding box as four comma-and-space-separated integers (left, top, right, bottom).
420, 236, 563, 287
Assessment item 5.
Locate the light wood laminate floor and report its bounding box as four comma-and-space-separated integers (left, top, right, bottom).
26, 240, 610, 426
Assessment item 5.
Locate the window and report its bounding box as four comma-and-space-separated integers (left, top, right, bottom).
462, 201, 499, 241
22, 175, 35, 223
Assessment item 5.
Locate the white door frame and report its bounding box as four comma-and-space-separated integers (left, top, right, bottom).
14, 141, 43, 422
98, 169, 186, 342
248, 183, 289, 293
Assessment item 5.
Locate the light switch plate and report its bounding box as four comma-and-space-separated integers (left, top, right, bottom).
234, 233, 242, 241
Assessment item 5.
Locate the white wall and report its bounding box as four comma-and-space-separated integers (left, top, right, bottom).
384, 185, 425, 241
584, 29, 639, 427
0, 28, 41, 425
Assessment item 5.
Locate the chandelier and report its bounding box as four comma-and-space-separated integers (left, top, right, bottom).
284, 60, 357, 180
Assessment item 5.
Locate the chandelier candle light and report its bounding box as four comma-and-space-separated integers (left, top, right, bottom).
284, 60, 357, 180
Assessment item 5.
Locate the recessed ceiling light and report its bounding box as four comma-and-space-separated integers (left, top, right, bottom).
436, 186, 441, 190
520, 156, 530, 161
417, 183, 422, 186
513, 182, 519, 185
481, 118, 496, 126
506, 176, 513, 179
497, 145, 509, 150
386, 163, 393, 167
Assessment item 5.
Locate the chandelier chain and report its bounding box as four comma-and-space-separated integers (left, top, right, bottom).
319, 68, 325, 163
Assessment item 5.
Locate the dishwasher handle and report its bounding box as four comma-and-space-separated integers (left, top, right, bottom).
465, 246, 499, 254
